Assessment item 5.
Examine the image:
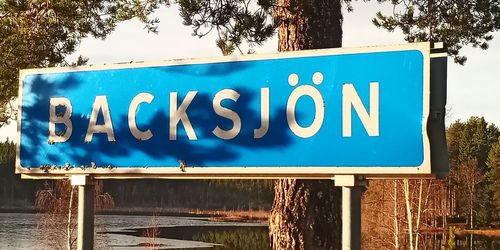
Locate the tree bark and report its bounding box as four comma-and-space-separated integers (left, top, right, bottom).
274, 0, 342, 52
393, 180, 399, 250
269, 1, 343, 249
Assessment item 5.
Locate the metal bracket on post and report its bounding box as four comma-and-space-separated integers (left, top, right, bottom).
335, 175, 367, 250
71, 175, 95, 250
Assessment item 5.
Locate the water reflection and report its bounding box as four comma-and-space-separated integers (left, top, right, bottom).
4, 213, 497, 249
0, 213, 268, 249
194, 227, 269, 250
131, 226, 270, 249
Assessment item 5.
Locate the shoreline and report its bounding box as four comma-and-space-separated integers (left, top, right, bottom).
100, 207, 270, 222
0, 206, 270, 222
0, 206, 37, 214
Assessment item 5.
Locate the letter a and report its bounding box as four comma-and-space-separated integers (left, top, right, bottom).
85, 96, 116, 142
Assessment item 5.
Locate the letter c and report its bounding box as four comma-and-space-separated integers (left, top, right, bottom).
128, 93, 154, 140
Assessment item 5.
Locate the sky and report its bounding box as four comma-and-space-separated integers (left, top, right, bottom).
1, 1, 499, 141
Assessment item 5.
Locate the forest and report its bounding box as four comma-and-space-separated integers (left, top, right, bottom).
1, 116, 500, 248
1, 0, 500, 248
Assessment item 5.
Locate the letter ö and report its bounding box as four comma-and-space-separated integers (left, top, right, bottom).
286, 72, 325, 138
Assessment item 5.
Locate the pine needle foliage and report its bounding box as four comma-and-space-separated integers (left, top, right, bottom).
0, 0, 169, 124
372, 0, 500, 64
486, 138, 500, 216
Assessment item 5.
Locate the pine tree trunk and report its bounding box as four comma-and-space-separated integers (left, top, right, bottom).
274, 0, 343, 51
269, 1, 343, 249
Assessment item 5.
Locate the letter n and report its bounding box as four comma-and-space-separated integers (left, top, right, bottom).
342, 82, 379, 137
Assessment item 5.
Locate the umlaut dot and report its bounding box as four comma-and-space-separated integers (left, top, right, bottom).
312, 72, 324, 85
288, 73, 299, 86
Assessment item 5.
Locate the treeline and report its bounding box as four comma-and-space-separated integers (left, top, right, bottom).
105, 179, 274, 210
2, 117, 500, 230
447, 117, 500, 225
0, 140, 273, 210
362, 117, 500, 249
0, 141, 39, 209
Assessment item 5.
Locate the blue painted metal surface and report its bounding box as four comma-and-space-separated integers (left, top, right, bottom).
18, 45, 428, 173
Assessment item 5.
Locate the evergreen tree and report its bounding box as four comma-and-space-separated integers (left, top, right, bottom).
0, 0, 167, 123
373, 0, 500, 64
175, 1, 499, 248
3, 0, 500, 248
268, 1, 343, 248
0, 140, 38, 207
486, 138, 500, 217
447, 117, 499, 225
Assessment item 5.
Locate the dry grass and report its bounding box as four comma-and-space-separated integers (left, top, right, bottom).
455, 229, 500, 238
420, 228, 500, 239
36, 180, 114, 250
104, 207, 270, 222
201, 209, 270, 222
36, 180, 78, 249
166, 208, 269, 221
140, 213, 161, 249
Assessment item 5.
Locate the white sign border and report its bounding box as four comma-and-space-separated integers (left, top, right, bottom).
16, 42, 432, 179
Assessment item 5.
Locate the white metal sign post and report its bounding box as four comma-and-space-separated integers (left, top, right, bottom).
336, 175, 365, 250
71, 175, 94, 250
16, 42, 448, 249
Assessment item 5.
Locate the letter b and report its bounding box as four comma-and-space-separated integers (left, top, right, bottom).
48, 97, 73, 143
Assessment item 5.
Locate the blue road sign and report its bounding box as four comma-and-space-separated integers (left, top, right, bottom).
17, 43, 432, 178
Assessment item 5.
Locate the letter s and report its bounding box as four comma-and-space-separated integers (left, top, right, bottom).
212, 89, 241, 140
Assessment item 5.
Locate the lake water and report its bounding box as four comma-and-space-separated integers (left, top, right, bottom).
0, 213, 268, 249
